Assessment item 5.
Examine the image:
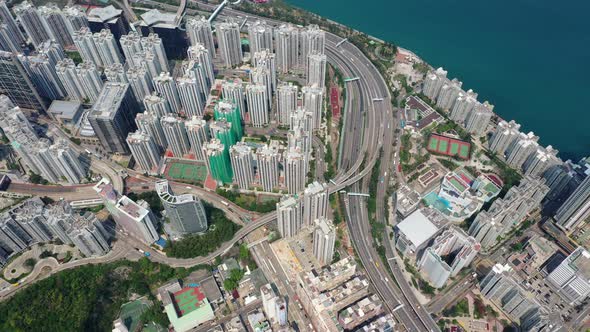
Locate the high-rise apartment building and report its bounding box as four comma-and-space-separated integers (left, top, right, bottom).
256, 143, 280, 192
274, 23, 299, 73
300, 25, 324, 68
94, 178, 159, 244
140, 33, 169, 73
418, 228, 480, 288
18, 49, 66, 100
209, 120, 235, 152
302, 85, 323, 130
313, 218, 335, 266
62, 5, 88, 33
154, 71, 181, 113
449, 89, 478, 123
143, 92, 171, 117
469, 176, 548, 249
489, 120, 522, 156
75, 61, 104, 103
186, 43, 215, 91
127, 65, 154, 105
522, 145, 561, 177
177, 71, 205, 117
55, 58, 81, 100
436, 78, 463, 111
230, 142, 254, 190
155, 180, 208, 234
93, 28, 124, 64
120, 31, 143, 66
246, 83, 269, 127
73, 27, 101, 65
88, 82, 138, 154
284, 147, 306, 194
216, 19, 242, 67
135, 110, 167, 152
37, 4, 74, 48
248, 20, 273, 56
303, 181, 329, 226
203, 138, 233, 184
214, 100, 243, 140
464, 101, 493, 136
505, 131, 540, 169
306, 52, 327, 88
127, 130, 161, 172
276, 82, 298, 125
13, 1, 51, 47
277, 195, 303, 238
160, 115, 190, 157
186, 16, 215, 57
0, 0, 25, 50
555, 176, 590, 231
104, 63, 127, 83
185, 115, 208, 161
422, 67, 448, 101
222, 79, 246, 119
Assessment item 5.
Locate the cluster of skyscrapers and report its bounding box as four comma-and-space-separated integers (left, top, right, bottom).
423, 67, 494, 136
0, 197, 110, 265
0, 95, 87, 183
469, 176, 549, 249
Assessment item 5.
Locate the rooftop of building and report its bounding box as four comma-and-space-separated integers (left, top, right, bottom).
87, 5, 122, 23
140, 9, 177, 29
48, 100, 83, 121
115, 196, 150, 220
89, 83, 129, 119
396, 208, 447, 249
165, 286, 215, 331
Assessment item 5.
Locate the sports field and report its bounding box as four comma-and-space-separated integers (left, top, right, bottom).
166, 162, 208, 183
119, 299, 151, 332
427, 134, 471, 160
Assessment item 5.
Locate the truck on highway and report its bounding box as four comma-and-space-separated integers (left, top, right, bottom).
220, 200, 229, 207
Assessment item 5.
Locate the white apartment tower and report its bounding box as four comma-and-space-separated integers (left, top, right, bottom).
436, 78, 462, 110
222, 79, 246, 118
306, 52, 327, 88
275, 23, 299, 73
313, 218, 336, 266
160, 115, 190, 157
120, 31, 143, 66
300, 25, 325, 68
37, 4, 74, 48
104, 63, 127, 83
253, 49, 277, 94
187, 43, 215, 90
143, 92, 172, 117
177, 71, 205, 117
464, 101, 493, 136
246, 84, 269, 127
216, 19, 243, 67
126, 130, 161, 172
284, 147, 306, 194
489, 120, 522, 156
449, 89, 478, 123
186, 16, 216, 57
153, 71, 181, 113
422, 67, 448, 101
276, 82, 298, 125
248, 20, 274, 55
141, 33, 169, 72
185, 115, 208, 161
93, 29, 123, 65
522, 145, 561, 177
302, 85, 324, 130
303, 181, 329, 226
256, 143, 280, 192
13, 1, 51, 47
75, 61, 104, 103
505, 132, 540, 169
135, 110, 167, 152
230, 142, 255, 190
276, 195, 303, 238
73, 27, 102, 66
127, 65, 154, 105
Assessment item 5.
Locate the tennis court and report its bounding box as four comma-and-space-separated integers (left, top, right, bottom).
166, 162, 208, 183
427, 134, 471, 160
119, 299, 151, 332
